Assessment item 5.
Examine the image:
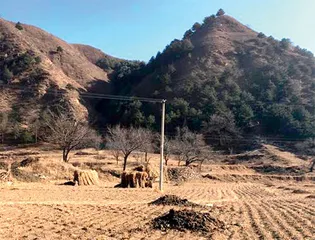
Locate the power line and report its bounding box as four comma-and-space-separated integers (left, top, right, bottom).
2, 83, 315, 107
0, 84, 164, 103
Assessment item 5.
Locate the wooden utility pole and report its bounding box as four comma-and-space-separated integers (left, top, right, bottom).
159, 99, 166, 191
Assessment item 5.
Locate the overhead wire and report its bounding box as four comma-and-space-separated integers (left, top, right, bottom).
0, 84, 165, 103
1, 83, 315, 143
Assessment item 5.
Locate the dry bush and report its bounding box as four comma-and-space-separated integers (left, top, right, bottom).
167, 166, 201, 183
19, 157, 40, 167
15, 158, 76, 181
93, 155, 106, 160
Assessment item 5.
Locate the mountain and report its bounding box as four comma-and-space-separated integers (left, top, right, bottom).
96, 12, 315, 150
1, 12, 315, 149
0, 18, 116, 125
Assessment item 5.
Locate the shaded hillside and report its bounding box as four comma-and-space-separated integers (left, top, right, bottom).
96, 11, 315, 149
0, 18, 112, 143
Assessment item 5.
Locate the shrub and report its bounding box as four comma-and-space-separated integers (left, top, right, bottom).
280, 38, 291, 50
296, 46, 314, 58
34, 56, 41, 64
257, 32, 266, 38
203, 15, 216, 25
192, 22, 201, 32
183, 29, 193, 39
2, 65, 13, 83
15, 22, 23, 30
19, 131, 34, 144
56, 46, 63, 53
216, 8, 225, 17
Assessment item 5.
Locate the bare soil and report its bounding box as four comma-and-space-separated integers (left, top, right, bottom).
0, 146, 314, 239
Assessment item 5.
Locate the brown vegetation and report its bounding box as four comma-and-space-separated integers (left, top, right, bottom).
119, 171, 150, 188
73, 169, 99, 186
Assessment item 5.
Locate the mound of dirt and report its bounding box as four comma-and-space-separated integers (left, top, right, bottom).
74, 151, 97, 156
252, 165, 307, 175
292, 189, 310, 194
167, 167, 201, 182
152, 209, 225, 234
19, 157, 40, 167
149, 195, 200, 207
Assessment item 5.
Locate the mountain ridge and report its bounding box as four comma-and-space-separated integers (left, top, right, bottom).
1, 12, 315, 149
95, 13, 315, 150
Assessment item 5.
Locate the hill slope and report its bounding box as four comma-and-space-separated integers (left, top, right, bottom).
0, 18, 112, 124
97, 13, 315, 149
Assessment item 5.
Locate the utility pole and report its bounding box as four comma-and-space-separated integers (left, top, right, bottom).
159, 99, 166, 191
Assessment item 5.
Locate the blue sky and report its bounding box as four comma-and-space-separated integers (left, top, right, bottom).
1, 0, 315, 61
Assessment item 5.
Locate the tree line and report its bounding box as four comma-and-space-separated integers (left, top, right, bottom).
8, 109, 210, 170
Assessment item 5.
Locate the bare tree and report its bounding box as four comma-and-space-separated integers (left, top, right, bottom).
106, 125, 153, 171
0, 112, 9, 144
25, 109, 41, 144
43, 110, 101, 162
295, 138, 315, 172
141, 130, 154, 163
106, 141, 121, 165
154, 135, 173, 166
172, 127, 210, 167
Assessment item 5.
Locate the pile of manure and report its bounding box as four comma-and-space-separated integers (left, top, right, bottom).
152, 209, 225, 234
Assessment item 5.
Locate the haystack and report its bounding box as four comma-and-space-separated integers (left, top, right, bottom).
119, 171, 150, 188
73, 169, 99, 186
127, 171, 137, 188
145, 163, 169, 183
117, 163, 168, 188
120, 171, 128, 188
